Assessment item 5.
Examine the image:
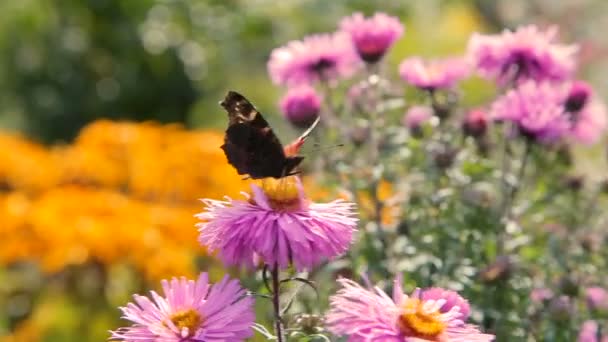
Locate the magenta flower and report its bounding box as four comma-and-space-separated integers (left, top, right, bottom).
399, 57, 471, 90
110, 273, 254, 342
578, 320, 608, 342
585, 287, 608, 312
468, 25, 578, 85
268, 32, 361, 86
197, 177, 357, 271
326, 278, 494, 341
340, 12, 404, 63
490, 80, 571, 143
280, 86, 322, 128
564, 81, 607, 144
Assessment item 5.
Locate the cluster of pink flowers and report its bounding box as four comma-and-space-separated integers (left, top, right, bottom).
467, 25, 606, 144
269, 12, 404, 127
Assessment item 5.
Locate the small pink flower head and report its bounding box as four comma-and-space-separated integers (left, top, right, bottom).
268, 32, 361, 86
197, 177, 357, 271
280, 86, 322, 128
585, 287, 608, 312
490, 80, 571, 143
564, 81, 607, 144
110, 273, 254, 342
530, 288, 554, 304
402, 105, 433, 132
399, 57, 471, 90
326, 278, 494, 341
467, 25, 578, 85
463, 109, 489, 137
421, 287, 471, 321
578, 320, 608, 342
340, 12, 404, 63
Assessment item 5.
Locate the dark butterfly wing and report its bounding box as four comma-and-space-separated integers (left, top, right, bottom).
221, 91, 270, 129
220, 91, 291, 179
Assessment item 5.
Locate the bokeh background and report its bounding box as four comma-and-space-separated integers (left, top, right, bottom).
1, 1, 607, 341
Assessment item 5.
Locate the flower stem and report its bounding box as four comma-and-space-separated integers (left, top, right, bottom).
271, 264, 284, 342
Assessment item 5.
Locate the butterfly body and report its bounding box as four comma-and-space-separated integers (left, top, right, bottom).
220, 91, 318, 179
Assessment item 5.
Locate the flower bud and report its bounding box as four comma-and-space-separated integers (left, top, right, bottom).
463, 109, 488, 138
280, 86, 322, 128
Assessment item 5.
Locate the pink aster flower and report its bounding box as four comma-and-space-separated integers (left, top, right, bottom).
421, 287, 471, 321
197, 177, 357, 271
468, 25, 578, 85
340, 12, 404, 63
110, 273, 254, 342
280, 86, 322, 128
585, 287, 608, 312
578, 320, 608, 342
268, 32, 361, 86
564, 81, 607, 144
399, 57, 471, 90
326, 278, 494, 341
490, 80, 571, 143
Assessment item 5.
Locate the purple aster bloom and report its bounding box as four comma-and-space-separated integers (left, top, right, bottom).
467, 25, 578, 85
399, 57, 471, 90
578, 320, 608, 342
421, 287, 471, 321
110, 273, 254, 342
268, 32, 361, 86
585, 287, 608, 312
197, 176, 357, 271
564, 81, 607, 144
326, 278, 494, 341
490, 80, 572, 143
280, 86, 322, 128
339, 12, 404, 63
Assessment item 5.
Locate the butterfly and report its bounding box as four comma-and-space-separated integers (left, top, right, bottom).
220, 91, 320, 179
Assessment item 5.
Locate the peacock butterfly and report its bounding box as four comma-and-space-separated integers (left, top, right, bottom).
220, 91, 320, 179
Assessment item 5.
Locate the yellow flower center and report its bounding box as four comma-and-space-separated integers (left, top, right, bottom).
257, 176, 303, 211
169, 309, 202, 335
397, 299, 446, 340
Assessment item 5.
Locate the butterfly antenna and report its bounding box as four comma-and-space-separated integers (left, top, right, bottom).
297, 115, 321, 142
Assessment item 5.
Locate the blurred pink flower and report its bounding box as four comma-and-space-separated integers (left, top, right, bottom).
490, 80, 571, 143
399, 57, 471, 90
326, 278, 494, 341
578, 320, 608, 342
468, 25, 578, 85
585, 287, 608, 312
197, 177, 357, 271
565, 81, 607, 144
110, 273, 254, 342
340, 12, 404, 63
530, 288, 554, 303
268, 32, 361, 86
280, 86, 322, 128
402, 105, 433, 131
